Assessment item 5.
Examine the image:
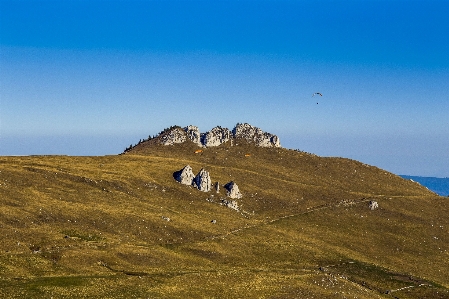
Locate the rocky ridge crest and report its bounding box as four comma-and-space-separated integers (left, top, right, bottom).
159, 123, 280, 148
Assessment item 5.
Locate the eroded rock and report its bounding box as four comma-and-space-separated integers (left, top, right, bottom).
224, 181, 242, 199
160, 127, 186, 145
161, 123, 281, 148
232, 123, 280, 147
201, 126, 232, 147
173, 165, 195, 185
193, 168, 212, 192
184, 125, 202, 146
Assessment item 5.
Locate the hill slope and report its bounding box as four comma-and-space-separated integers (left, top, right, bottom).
1, 137, 448, 298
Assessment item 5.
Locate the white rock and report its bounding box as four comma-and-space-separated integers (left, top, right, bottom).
232, 123, 280, 147
160, 127, 186, 145
221, 198, 239, 211
224, 181, 242, 199
159, 123, 281, 148
193, 168, 211, 192
174, 165, 195, 185
368, 200, 379, 210
184, 125, 202, 145
201, 126, 232, 147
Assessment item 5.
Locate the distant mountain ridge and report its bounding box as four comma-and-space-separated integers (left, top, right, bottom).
400, 175, 449, 196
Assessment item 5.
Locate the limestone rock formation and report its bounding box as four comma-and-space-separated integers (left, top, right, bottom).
173, 165, 195, 185
232, 123, 280, 147
184, 125, 202, 146
158, 123, 280, 148
193, 168, 211, 192
200, 126, 232, 147
224, 181, 242, 199
160, 127, 187, 145
123, 122, 281, 154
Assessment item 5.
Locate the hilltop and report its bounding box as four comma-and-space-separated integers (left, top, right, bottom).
0, 123, 448, 298
123, 123, 281, 154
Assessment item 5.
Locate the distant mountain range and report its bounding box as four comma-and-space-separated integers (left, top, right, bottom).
400, 175, 449, 196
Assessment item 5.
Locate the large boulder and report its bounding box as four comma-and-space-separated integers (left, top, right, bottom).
224, 181, 242, 199
193, 168, 212, 192
173, 165, 195, 185
201, 126, 232, 147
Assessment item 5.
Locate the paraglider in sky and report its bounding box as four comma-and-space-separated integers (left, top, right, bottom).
312, 92, 322, 104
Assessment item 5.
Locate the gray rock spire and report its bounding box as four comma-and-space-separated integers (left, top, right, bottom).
173, 165, 195, 185
193, 168, 212, 192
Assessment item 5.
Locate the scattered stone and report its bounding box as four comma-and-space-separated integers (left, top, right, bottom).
368, 200, 379, 210
221, 198, 239, 211
29, 245, 41, 254
193, 168, 212, 192
215, 182, 220, 193
319, 266, 328, 272
173, 165, 195, 185
224, 181, 242, 199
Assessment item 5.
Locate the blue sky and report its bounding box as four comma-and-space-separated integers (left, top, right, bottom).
1, 0, 448, 177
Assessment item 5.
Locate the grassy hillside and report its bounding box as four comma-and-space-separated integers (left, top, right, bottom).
1, 141, 448, 298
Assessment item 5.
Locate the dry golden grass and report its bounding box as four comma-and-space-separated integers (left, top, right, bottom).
0, 140, 448, 298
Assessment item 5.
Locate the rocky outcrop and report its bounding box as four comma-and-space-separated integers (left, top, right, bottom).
122, 122, 281, 154
174, 166, 243, 203
158, 123, 280, 148
184, 125, 202, 146
193, 168, 212, 192
232, 123, 280, 147
224, 181, 242, 199
160, 127, 187, 145
200, 126, 232, 147
173, 165, 195, 185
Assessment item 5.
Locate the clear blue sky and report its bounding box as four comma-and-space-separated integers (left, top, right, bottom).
1, 0, 448, 177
